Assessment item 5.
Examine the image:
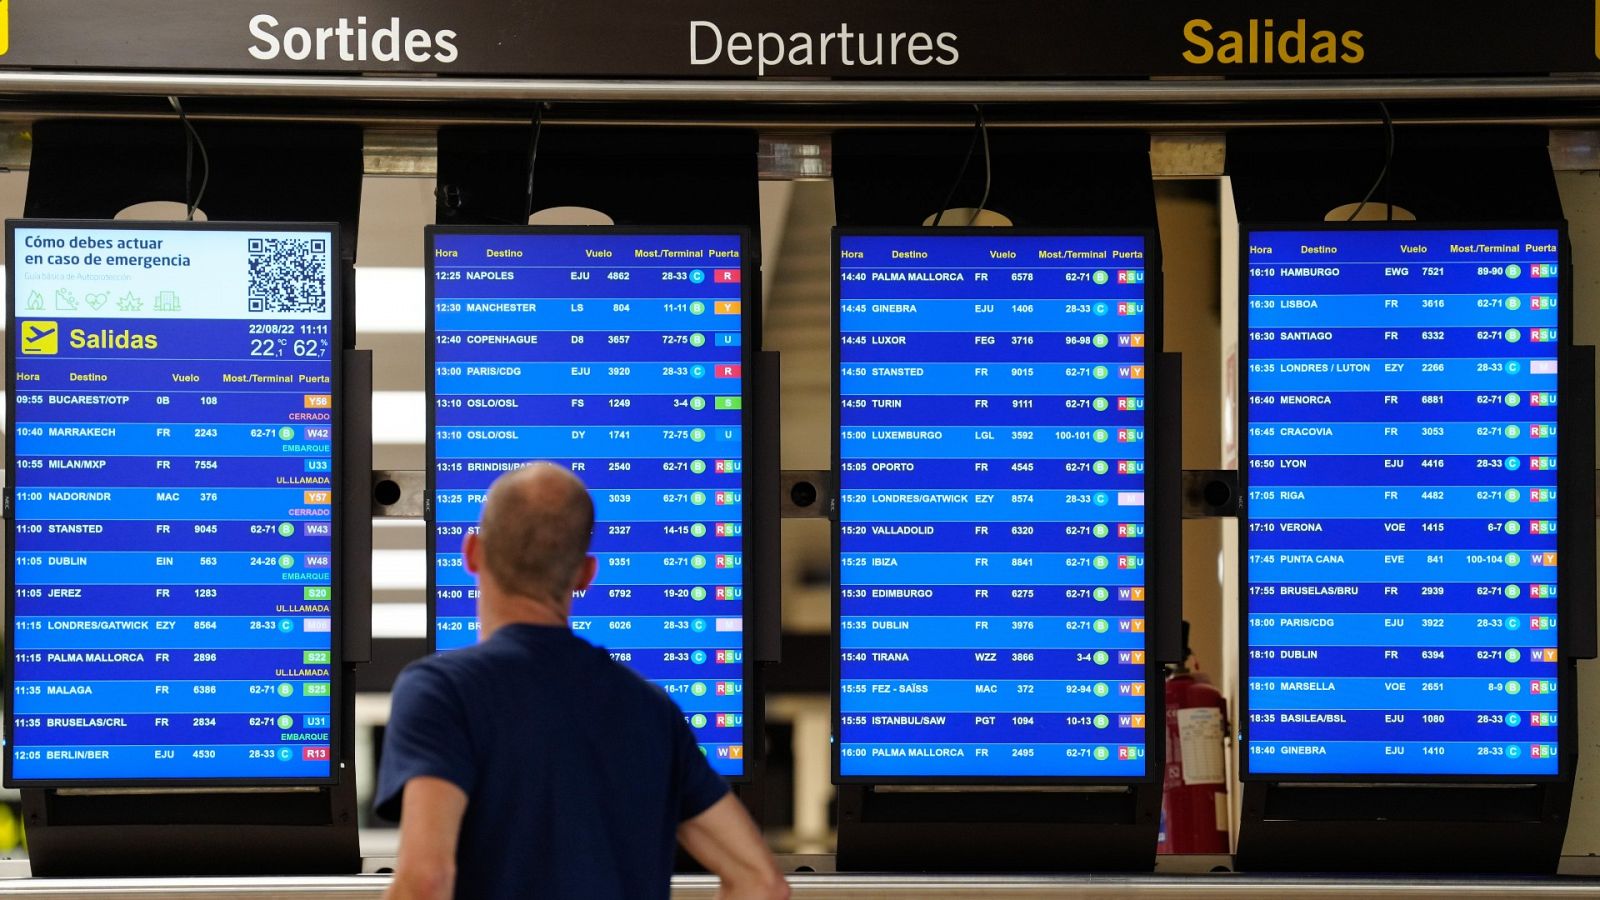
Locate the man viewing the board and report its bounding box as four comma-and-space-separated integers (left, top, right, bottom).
377, 462, 788, 900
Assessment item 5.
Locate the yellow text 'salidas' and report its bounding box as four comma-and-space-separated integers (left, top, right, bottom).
69, 328, 158, 350
1183, 18, 1364, 65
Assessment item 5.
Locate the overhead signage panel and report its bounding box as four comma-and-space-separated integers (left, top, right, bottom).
0, 2, 1594, 79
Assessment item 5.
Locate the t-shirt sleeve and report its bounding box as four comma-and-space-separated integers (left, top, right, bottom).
374, 662, 478, 822
671, 708, 730, 822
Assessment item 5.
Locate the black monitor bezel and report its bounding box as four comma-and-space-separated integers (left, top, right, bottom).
3, 218, 345, 789
830, 225, 1164, 787
423, 224, 758, 784
1237, 220, 1576, 785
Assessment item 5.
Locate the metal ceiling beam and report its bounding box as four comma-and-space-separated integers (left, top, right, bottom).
0, 128, 1593, 178
0, 71, 1599, 103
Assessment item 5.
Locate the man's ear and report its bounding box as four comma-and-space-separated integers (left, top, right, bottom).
463, 532, 482, 575
574, 555, 598, 593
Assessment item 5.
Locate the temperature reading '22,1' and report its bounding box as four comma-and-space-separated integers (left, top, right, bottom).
249, 337, 330, 358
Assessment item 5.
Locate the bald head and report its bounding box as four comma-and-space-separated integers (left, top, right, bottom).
475, 463, 595, 608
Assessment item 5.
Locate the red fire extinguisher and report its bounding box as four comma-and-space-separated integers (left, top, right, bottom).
1158, 621, 1230, 854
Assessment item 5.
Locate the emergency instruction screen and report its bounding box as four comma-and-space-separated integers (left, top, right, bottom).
429, 229, 748, 777
7, 222, 338, 784
836, 231, 1151, 779
1243, 226, 1563, 777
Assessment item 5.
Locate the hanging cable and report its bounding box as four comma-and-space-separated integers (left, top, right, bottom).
522, 104, 545, 225
967, 107, 992, 226
932, 105, 986, 227
437, 107, 543, 228
168, 96, 210, 222
1346, 101, 1394, 223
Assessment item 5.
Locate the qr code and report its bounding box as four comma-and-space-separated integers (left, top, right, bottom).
247, 237, 330, 314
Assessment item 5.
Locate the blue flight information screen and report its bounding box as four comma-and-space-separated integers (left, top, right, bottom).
429, 228, 748, 777
7, 222, 339, 784
1243, 226, 1565, 777
836, 231, 1152, 780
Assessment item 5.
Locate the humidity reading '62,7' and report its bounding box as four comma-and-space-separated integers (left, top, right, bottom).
1244, 227, 1562, 777
429, 230, 748, 777
836, 232, 1150, 779
8, 223, 338, 784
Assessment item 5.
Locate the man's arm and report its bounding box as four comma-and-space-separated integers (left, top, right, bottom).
385, 776, 469, 900
676, 794, 790, 900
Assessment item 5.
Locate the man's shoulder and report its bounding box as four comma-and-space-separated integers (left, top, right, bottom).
394, 640, 506, 695
566, 642, 682, 711
399, 630, 680, 716
405, 629, 643, 682
393, 649, 471, 698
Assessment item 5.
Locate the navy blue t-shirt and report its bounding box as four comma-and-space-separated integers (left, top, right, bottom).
375, 623, 729, 900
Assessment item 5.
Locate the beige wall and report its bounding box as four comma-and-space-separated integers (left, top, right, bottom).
1156, 180, 1227, 677
1556, 171, 1600, 859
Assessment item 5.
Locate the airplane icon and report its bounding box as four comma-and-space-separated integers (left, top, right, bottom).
20, 320, 57, 355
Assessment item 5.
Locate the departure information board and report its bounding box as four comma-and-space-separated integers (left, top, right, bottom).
7, 221, 339, 785
835, 230, 1154, 780
1242, 225, 1566, 777
429, 228, 749, 777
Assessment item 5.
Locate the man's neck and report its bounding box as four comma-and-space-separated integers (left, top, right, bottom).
478, 588, 569, 640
